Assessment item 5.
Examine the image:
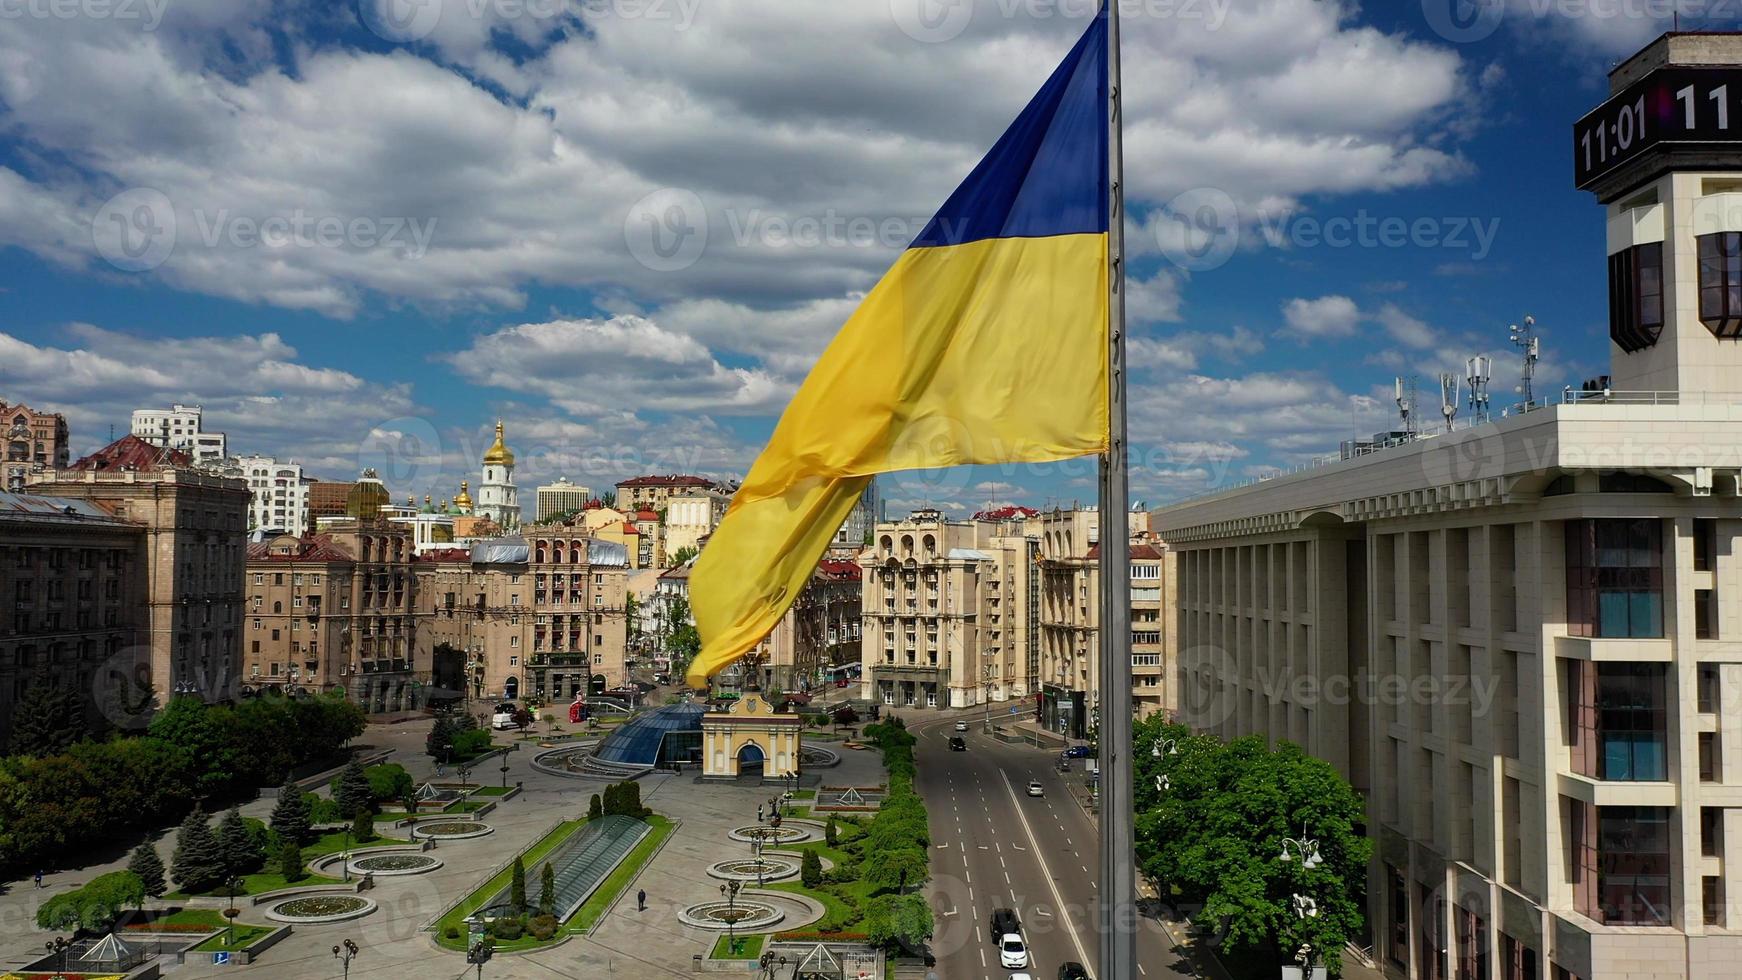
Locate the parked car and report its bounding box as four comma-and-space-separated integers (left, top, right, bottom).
1058, 963, 1091, 980
490, 702, 517, 730
999, 934, 1029, 969
954, 720, 969, 732
990, 907, 1021, 938
948, 736, 967, 752
1062, 744, 1095, 759
1026, 779, 1044, 797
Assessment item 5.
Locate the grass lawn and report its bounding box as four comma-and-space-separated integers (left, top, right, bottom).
472, 785, 513, 797
302, 827, 407, 858
445, 800, 489, 813
569, 815, 675, 933
191, 923, 275, 951
164, 869, 343, 900
710, 932, 765, 959
789, 789, 817, 800
433, 819, 587, 949
768, 822, 873, 932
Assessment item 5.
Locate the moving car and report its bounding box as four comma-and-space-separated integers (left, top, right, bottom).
1026, 779, 1044, 797
954, 720, 969, 732
1062, 744, 1095, 759
999, 934, 1029, 969
990, 907, 1021, 938
1010, 975, 1035, 980
948, 736, 967, 751
1058, 963, 1091, 980
490, 702, 517, 730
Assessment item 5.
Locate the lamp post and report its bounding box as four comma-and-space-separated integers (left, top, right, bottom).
720, 881, 742, 955
1150, 737, 1178, 758
1289, 894, 1320, 979
341, 826, 353, 882
499, 762, 510, 790
466, 938, 494, 980
1280, 823, 1324, 980
44, 936, 71, 973
458, 763, 473, 792
223, 876, 245, 946
333, 939, 359, 980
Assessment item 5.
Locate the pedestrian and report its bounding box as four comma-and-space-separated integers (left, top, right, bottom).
637, 889, 646, 911
757, 804, 764, 823
33, 870, 43, 889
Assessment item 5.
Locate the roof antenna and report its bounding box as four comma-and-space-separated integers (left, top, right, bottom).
1439, 373, 1460, 430
1467, 356, 1493, 424
1510, 315, 1540, 407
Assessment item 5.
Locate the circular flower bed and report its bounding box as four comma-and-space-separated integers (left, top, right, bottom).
707, 857, 799, 882
676, 900, 784, 932
265, 895, 378, 923
726, 824, 815, 844
347, 853, 442, 877
411, 821, 493, 840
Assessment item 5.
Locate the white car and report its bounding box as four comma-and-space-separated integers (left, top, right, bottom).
999, 934, 1029, 969
954, 721, 969, 732
490, 702, 517, 730
1009, 975, 1035, 980
1026, 780, 1044, 797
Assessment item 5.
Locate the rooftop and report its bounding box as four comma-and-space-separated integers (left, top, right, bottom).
0, 491, 137, 529
615, 474, 716, 489
67, 434, 192, 473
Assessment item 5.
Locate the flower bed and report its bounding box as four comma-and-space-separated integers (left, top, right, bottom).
265, 895, 377, 923
771, 930, 869, 943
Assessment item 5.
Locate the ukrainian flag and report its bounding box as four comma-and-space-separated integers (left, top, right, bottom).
686, 13, 1110, 688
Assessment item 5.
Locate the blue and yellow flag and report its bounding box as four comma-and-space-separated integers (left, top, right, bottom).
687, 14, 1110, 687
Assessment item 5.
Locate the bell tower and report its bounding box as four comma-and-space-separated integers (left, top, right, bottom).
476, 421, 520, 530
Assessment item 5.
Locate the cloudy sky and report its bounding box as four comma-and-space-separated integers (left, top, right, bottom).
0, 0, 1713, 515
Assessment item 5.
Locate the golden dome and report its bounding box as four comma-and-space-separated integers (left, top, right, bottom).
482, 420, 515, 466
454, 480, 474, 513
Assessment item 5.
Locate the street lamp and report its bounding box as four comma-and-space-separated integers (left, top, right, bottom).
720, 881, 743, 955
44, 937, 71, 974
1279, 828, 1324, 869
1289, 894, 1320, 979
223, 877, 245, 946
341, 825, 353, 882
1151, 737, 1178, 758
499, 762, 510, 790
466, 938, 494, 980
333, 939, 360, 980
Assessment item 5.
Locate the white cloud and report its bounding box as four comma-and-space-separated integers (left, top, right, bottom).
1373, 303, 1438, 349
1282, 295, 1361, 338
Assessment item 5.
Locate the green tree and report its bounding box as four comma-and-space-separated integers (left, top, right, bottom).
863, 893, 933, 954
824, 815, 839, 847
540, 862, 555, 916
364, 764, 415, 806
270, 778, 311, 844
669, 545, 698, 566
1133, 720, 1372, 974
5, 685, 86, 756
800, 848, 823, 888
171, 809, 225, 895
276, 838, 306, 882
36, 870, 146, 933
147, 696, 243, 799
864, 847, 928, 895
588, 794, 602, 821
128, 843, 166, 898
217, 807, 262, 877
333, 759, 373, 818
351, 809, 376, 843
510, 855, 527, 913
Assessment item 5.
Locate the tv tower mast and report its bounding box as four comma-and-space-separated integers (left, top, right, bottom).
1439, 373, 1460, 430
1467, 356, 1492, 424
1510, 315, 1540, 407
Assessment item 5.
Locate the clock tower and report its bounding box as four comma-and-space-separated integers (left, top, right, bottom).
1579, 33, 1742, 395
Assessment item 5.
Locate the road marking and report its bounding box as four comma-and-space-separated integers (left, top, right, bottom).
1004, 871, 1011, 884
978, 948, 986, 968
1139, 964, 1148, 976
999, 769, 1093, 967
968, 886, 973, 902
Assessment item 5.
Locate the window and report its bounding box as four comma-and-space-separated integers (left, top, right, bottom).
1597, 806, 1673, 925
1609, 242, 1666, 351
1694, 518, 1716, 572
253, 618, 261, 631
1698, 231, 1742, 337
510, 635, 519, 648
1699, 664, 1719, 713
1697, 589, 1718, 639
1565, 519, 1663, 638
1707, 876, 1727, 927
1387, 865, 1409, 968
1700, 732, 1721, 782
1501, 935, 1538, 980
509, 655, 518, 666
253, 572, 263, 585
1702, 806, 1724, 858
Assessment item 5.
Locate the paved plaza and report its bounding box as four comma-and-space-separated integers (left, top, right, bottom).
0, 717, 890, 980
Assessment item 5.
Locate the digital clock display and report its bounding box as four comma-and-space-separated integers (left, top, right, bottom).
1573, 66, 1742, 189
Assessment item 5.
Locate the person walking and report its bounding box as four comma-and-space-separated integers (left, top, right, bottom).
637, 889, 646, 912
33, 870, 43, 889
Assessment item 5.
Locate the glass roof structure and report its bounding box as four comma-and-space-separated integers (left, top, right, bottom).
593, 702, 707, 767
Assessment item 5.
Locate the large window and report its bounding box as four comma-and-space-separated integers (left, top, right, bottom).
1565, 519, 1663, 638
1567, 661, 1668, 781
1698, 232, 1742, 338
1598, 806, 1673, 926
1609, 242, 1665, 351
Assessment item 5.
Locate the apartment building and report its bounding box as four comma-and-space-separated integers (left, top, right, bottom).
614, 474, 719, 511
665, 490, 730, 559
227, 455, 312, 537
412, 543, 533, 703
244, 521, 421, 713
0, 491, 146, 745
308, 480, 355, 521
747, 558, 863, 693
535, 477, 591, 522
1, 400, 70, 493
32, 435, 249, 700
130, 404, 227, 465
526, 527, 630, 699
859, 508, 1039, 710
1155, 34, 1742, 980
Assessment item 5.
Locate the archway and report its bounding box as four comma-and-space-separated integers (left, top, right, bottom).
590, 673, 607, 695
736, 742, 765, 775
504, 676, 520, 700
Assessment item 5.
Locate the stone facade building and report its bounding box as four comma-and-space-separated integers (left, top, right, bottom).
1, 400, 70, 493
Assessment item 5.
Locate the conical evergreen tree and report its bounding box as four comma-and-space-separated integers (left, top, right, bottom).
539, 862, 555, 916
4, 685, 83, 756
277, 839, 306, 882
269, 779, 311, 845
333, 759, 372, 818
128, 843, 166, 898
217, 807, 260, 876
171, 810, 224, 895
510, 855, 527, 913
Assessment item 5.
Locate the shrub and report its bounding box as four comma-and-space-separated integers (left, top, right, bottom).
444, 925, 461, 940
588, 794, 602, 821
277, 839, 305, 882
528, 914, 558, 941
305, 792, 342, 826
364, 764, 415, 806
824, 815, 838, 847
351, 809, 375, 843
801, 849, 823, 888
491, 916, 524, 940
452, 728, 494, 758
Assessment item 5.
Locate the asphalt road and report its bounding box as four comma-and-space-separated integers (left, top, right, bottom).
908, 711, 1196, 980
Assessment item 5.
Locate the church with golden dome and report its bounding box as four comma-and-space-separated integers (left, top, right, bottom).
475, 420, 520, 530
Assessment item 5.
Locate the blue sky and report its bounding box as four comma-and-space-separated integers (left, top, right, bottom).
0, 0, 1716, 516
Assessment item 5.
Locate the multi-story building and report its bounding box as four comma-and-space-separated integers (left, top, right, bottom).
1, 400, 69, 493
526, 526, 630, 699
230, 455, 311, 536
859, 508, 1039, 710
412, 542, 532, 704
308, 480, 355, 521
0, 491, 146, 746
665, 490, 730, 559
476, 422, 520, 530
747, 558, 863, 693
830, 478, 881, 556
1155, 33, 1742, 980
1034, 508, 1170, 735
615, 474, 718, 512
130, 404, 227, 464
31, 435, 249, 700
535, 477, 592, 522
244, 520, 420, 713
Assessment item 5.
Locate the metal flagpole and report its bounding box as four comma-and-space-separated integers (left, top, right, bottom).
1099, 1, 1137, 978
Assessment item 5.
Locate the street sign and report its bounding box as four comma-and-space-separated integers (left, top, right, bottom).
1009, 707, 1020, 715
212, 952, 232, 966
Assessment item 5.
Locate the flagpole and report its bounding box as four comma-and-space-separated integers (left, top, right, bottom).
1098, 1, 1137, 978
